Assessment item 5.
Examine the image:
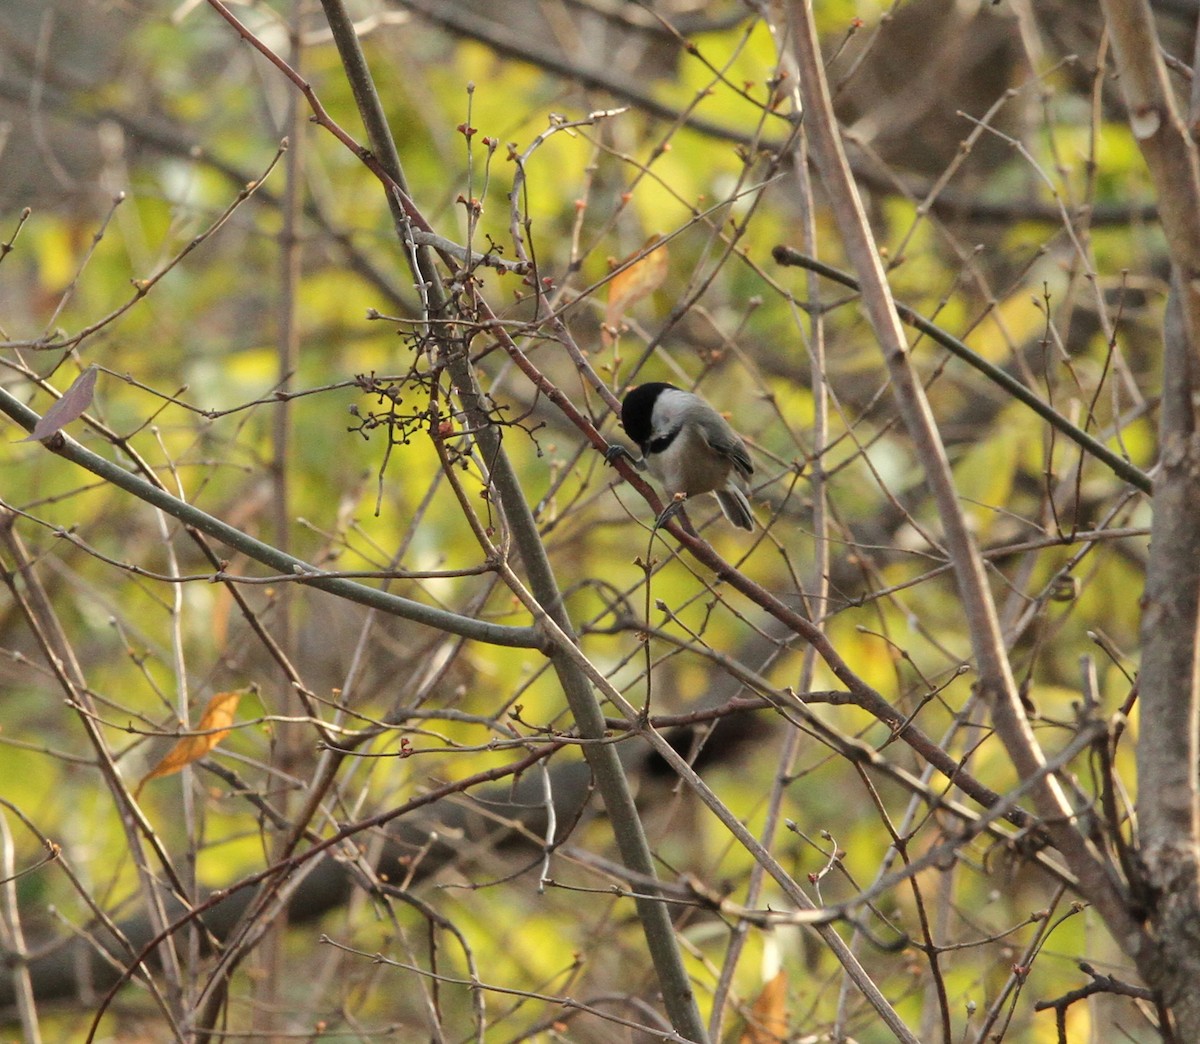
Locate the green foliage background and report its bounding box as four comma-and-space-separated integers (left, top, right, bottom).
0, 0, 1169, 1040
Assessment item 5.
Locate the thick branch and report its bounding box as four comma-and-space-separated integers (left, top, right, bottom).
782, 0, 1143, 953
1097, 4, 1200, 1030
314, 0, 708, 1037
1100, 0, 1200, 372
1129, 278, 1200, 1033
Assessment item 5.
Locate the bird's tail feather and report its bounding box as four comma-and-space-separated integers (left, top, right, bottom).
715, 488, 754, 531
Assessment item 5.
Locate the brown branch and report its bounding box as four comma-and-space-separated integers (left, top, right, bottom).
1100, 0, 1200, 371
781, 0, 1144, 959
1034, 961, 1158, 1043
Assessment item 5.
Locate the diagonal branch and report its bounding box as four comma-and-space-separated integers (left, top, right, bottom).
310, 0, 709, 1037
0, 386, 538, 650
781, 0, 1144, 954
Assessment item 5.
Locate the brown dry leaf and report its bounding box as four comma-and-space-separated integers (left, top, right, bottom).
135, 691, 242, 798
736, 970, 789, 1044
20, 365, 98, 442
602, 233, 668, 346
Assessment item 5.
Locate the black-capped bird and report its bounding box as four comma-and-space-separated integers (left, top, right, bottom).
610, 382, 754, 531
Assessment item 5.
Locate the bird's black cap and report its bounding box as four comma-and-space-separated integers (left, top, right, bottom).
619, 382, 677, 448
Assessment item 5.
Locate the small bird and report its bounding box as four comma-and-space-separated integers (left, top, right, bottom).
609, 381, 755, 530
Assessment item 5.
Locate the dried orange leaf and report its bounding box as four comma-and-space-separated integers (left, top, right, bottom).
20, 365, 98, 442
736, 970, 788, 1044
135, 691, 242, 798
603, 234, 668, 345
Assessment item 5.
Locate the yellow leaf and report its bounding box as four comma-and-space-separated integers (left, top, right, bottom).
603, 233, 668, 345
135, 691, 242, 798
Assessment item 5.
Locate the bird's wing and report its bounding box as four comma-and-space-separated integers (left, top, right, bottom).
703, 424, 753, 478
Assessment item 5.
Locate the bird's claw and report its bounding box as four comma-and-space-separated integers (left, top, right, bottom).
654, 495, 687, 530
605, 444, 645, 471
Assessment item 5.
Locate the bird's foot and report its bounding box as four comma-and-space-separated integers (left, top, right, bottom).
654, 494, 688, 530
605, 443, 645, 471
